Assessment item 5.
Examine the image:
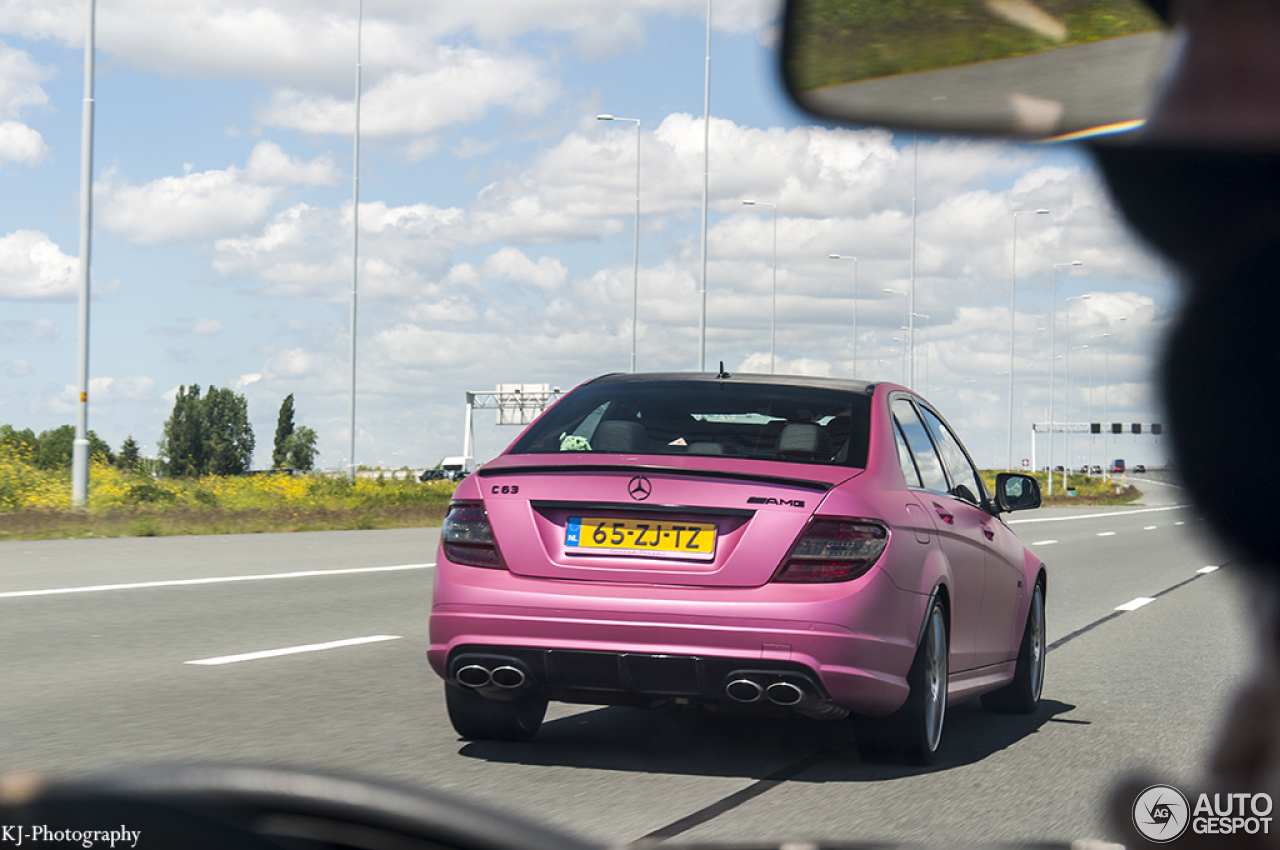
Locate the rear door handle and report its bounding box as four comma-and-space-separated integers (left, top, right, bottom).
932, 503, 954, 524
980, 524, 995, 540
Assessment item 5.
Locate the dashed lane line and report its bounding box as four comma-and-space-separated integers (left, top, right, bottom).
186, 635, 402, 666
1007, 505, 1189, 525
0, 563, 435, 600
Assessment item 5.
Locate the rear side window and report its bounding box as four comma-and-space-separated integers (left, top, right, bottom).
508, 380, 872, 469
919, 406, 986, 506
891, 398, 948, 493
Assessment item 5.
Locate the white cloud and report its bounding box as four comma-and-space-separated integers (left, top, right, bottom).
482, 248, 568, 290
191, 318, 224, 336
0, 119, 46, 166
42, 375, 158, 415
0, 1, 775, 83
4, 358, 33, 377
212, 199, 463, 299
0, 42, 50, 117
0, 230, 77, 301
257, 48, 557, 141
95, 143, 339, 246
0, 43, 51, 168
244, 140, 340, 185
96, 165, 279, 246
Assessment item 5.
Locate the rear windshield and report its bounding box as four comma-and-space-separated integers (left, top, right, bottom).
508, 380, 871, 469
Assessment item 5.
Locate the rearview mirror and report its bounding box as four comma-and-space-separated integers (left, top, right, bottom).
781, 0, 1170, 140
995, 473, 1042, 512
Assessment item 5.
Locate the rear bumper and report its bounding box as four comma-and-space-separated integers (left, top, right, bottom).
428, 559, 926, 717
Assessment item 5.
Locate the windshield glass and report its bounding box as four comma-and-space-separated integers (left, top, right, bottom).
508, 380, 872, 468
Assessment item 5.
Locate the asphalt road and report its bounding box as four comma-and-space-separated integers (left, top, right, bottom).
801, 31, 1170, 136
0, 505, 1248, 847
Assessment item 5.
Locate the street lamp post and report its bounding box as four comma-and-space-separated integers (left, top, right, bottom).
1065, 293, 1091, 490
72, 0, 97, 508
1102, 316, 1128, 480
348, 0, 363, 482
698, 0, 711, 371
912, 312, 930, 395
743, 200, 777, 372
599, 115, 642, 372
1067, 343, 1089, 489
1047, 260, 1083, 495
1008, 208, 1050, 470
829, 254, 858, 375
885, 288, 909, 385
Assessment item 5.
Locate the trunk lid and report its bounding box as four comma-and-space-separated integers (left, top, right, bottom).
476, 455, 860, 587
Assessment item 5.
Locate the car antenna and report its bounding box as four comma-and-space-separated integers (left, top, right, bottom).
716, 360, 731, 380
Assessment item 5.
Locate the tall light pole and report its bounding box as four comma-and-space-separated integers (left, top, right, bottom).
909, 133, 918, 388
1066, 343, 1089, 489
1103, 316, 1127, 479
743, 200, 777, 372
1007, 208, 1050, 469
830, 254, 858, 375
1065, 293, 1091, 490
348, 0, 363, 482
71, 0, 97, 508
1047, 260, 1083, 495
599, 115, 642, 372
698, 0, 711, 371
885, 288, 909, 385
912, 312, 930, 395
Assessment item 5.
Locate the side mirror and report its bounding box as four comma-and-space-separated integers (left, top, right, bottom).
995, 472, 1041, 513
780, 0, 1169, 140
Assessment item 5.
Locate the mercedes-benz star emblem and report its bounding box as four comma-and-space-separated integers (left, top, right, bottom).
628, 476, 652, 501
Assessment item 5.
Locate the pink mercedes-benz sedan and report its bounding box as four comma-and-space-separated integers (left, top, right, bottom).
428, 371, 1045, 763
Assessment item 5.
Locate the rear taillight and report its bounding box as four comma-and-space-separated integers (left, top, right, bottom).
441, 502, 505, 569
772, 518, 888, 582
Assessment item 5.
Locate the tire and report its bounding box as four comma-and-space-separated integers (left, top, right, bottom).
853, 600, 948, 765
981, 580, 1046, 714
445, 684, 547, 742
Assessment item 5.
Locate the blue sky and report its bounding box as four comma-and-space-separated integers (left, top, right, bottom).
1, 0, 1174, 473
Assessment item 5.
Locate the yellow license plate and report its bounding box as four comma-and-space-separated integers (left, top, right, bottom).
565, 517, 717, 560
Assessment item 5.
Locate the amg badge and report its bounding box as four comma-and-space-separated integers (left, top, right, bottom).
747, 496, 806, 507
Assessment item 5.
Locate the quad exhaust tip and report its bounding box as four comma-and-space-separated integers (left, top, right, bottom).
456, 664, 493, 688
725, 678, 765, 703
765, 681, 804, 706
491, 666, 527, 689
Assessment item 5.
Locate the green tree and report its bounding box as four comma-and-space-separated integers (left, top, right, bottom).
32, 425, 113, 469
0, 425, 37, 461
203, 386, 255, 475
281, 425, 318, 471
273, 394, 296, 468
117, 436, 142, 472
159, 384, 255, 476
159, 385, 206, 477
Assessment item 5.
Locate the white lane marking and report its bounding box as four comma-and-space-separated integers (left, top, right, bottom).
1097, 531, 1116, 537
1007, 505, 1188, 525
1144, 526, 1158, 531
186, 635, 402, 666
1031, 540, 1058, 546
1198, 565, 1221, 574
1175, 521, 1186, 526
1116, 597, 1155, 611
0, 563, 434, 600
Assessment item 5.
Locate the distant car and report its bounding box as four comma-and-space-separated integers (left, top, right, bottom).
419, 469, 450, 483
1111, 459, 1126, 473
428, 372, 1047, 764
1134, 464, 1147, 474
1090, 465, 1103, 475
